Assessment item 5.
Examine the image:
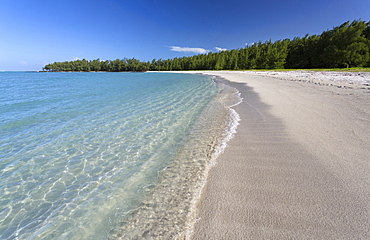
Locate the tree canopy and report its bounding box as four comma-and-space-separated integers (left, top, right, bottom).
43, 20, 370, 72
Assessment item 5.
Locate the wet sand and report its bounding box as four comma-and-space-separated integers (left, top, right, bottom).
190, 71, 370, 239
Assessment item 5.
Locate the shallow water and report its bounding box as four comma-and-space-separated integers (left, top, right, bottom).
0, 72, 240, 239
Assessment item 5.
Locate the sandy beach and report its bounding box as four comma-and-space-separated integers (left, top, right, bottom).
187, 71, 370, 239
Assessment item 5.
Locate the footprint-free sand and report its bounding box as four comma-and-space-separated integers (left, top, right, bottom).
190, 71, 370, 239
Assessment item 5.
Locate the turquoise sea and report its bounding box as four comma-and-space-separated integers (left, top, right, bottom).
0, 72, 241, 239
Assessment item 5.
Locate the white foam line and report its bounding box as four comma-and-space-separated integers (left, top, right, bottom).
184, 85, 242, 239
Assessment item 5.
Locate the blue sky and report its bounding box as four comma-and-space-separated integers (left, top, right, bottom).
1, 0, 369, 70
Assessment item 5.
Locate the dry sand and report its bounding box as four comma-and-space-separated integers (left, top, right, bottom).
188, 71, 370, 239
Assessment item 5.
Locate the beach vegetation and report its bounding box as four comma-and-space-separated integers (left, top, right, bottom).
43, 20, 370, 72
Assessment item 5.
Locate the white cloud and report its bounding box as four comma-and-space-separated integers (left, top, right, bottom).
169, 46, 210, 54
72, 57, 80, 61
214, 47, 227, 52
245, 42, 255, 46
19, 60, 28, 65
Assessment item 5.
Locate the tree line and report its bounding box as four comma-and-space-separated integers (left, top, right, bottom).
43, 20, 370, 72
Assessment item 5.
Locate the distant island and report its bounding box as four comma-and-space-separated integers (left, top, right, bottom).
43, 20, 370, 72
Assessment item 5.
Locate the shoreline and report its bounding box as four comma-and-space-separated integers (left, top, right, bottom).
111, 74, 242, 239
183, 71, 370, 239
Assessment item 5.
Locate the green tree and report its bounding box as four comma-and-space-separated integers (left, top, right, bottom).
320, 20, 370, 68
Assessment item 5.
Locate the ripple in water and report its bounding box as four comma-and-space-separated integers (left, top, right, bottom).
0, 72, 241, 239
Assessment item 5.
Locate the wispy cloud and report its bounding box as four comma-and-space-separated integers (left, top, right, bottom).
214, 47, 227, 52
71, 57, 80, 61
169, 46, 210, 54
19, 60, 28, 65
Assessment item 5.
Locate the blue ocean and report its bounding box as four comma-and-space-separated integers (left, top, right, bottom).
0, 72, 240, 239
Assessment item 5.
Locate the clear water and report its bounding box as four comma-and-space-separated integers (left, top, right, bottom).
0, 72, 241, 239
